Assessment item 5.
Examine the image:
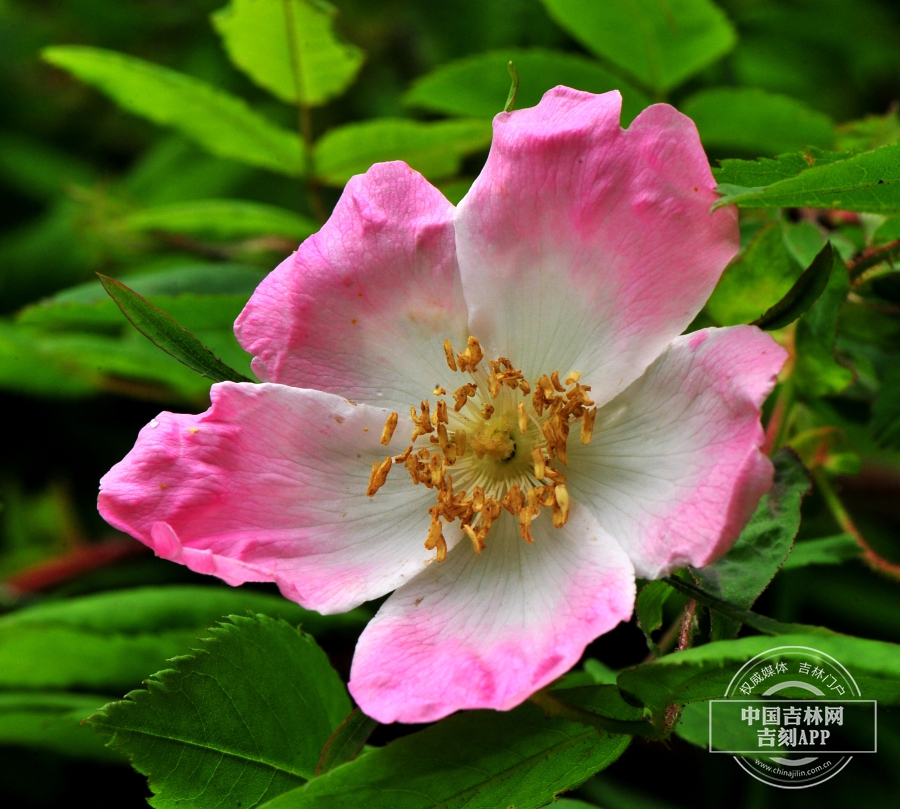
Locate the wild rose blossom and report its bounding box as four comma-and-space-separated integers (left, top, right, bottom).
99, 88, 786, 724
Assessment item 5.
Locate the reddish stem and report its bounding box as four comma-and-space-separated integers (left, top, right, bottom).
4, 538, 149, 595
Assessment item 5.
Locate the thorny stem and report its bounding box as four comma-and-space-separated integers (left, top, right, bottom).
641, 615, 681, 663
282, 0, 326, 225
662, 598, 697, 733
812, 467, 900, 581
847, 238, 900, 282
677, 599, 697, 652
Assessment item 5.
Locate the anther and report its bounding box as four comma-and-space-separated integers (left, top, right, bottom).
454, 430, 467, 456
550, 371, 566, 393
434, 385, 446, 395
380, 412, 399, 445
453, 383, 477, 412
443, 339, 458, 372
564, 371, 582, 385
502, 484, 525, 516
393, 445, 413, 464
553, 484, 570, 527
531, 447, 546, 479
457, 336, 484, 372
581, 407, 597, 445
366, 456, 393, 497
516, 402, 528, 433
463, 524, 485, 554
519, 509, 535, 543
481, 403, 494, 420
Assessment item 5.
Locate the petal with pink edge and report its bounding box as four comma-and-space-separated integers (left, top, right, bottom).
348, 504, 635, 724
235, 162, 468, 411
99, 383, 455, 614
565, 326, 787, 579
454, 87, 739, 405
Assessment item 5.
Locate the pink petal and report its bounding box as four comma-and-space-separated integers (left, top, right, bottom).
566, 326, 788, 579
235, 162, 468, 411
99, 383, 453, 614
454, 87, 739, 404
348, 504, 635, 724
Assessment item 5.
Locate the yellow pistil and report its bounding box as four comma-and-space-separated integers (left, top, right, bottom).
367, 335, 598, 559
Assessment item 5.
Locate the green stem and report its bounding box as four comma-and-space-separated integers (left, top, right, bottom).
282, 0, 326, 224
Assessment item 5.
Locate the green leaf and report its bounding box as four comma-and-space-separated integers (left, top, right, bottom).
0, 585, 363, 691
538, 0, 736, 93
872, 365, 900, 448
706, 222, 803, 326
681, 88, 834, 156
0, 132, 95, 202
793, 252, 854, 399
0, 321, 101, 398
90, 615, 351, 808
120, 200, 317, 241
714, 143, 900, 212
42, 264, 267, 305
635, 580, 674, 655
0, 693, 121, 762
99, 274, 252, 383
403, 48, 651, 125
618, 633, 900, 711
313, 118, 491, 186
259, 703, 629, 809
663, 575, 834, 639
552, 685, 659, 737
19, 293, 250, 333
782, 534, 861, 570
713, 149, 850, 190
315, 709, 377, 776
42, 46, 303, 176
835, 109, 900, 153
211, 0, 363, 106
872, 213, 900, 244
751, 243, 835, 330
693, 449, 810, 639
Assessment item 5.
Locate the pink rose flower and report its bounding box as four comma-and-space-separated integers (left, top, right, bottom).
99, 88, 786, 724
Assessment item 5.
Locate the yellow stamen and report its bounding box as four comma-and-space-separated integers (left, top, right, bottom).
516, 402, 528, 433
457, 336, 484, 372
532, 446, 546, 479
366, 456, 393, 497
502, 484, 525, 516
368, 334, 598, 561
443, 339, 458, 372
553, 484, 570, 527
380, 412, 399, 445
581, 407, 597, 445
463, 523, 485, 554
453, 383, 477, 412
454, 430, 467, 457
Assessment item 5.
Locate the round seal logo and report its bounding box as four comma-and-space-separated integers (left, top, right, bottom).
708, 645, 876, 789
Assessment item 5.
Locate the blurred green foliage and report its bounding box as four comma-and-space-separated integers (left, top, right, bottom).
2, 0, 900, 807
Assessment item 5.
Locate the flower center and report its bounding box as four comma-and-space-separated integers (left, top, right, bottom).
366, 336, 597, 561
